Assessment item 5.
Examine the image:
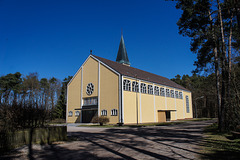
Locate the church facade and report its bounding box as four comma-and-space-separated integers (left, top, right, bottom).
66, 36, 193, 124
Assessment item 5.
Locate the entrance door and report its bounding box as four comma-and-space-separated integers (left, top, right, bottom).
82, 110, 98, 123
158, 111, 166, 122
165, 111, 171, 121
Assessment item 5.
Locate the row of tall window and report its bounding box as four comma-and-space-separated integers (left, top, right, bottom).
101, 109, 118, 116
123, 79, 183, 99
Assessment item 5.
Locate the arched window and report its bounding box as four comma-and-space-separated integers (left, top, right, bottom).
170, 90, 175, 98
140, 83, 147, 93
179, 92, 183, 99
68, 111, 73, 117
154, 86, 159, 96
111, 109, 118, 116
75, 111, 80, 116
175, 91, 179, 98
101, 110, 107, 116
123, 79, 131, 91
186, 96, 190, 113
160, 88, 165, 96
132, 81, 139, 92
148, 85, 153, 94
166, 89, 170, 97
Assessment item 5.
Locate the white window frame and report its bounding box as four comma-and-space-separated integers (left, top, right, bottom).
83, 97, 98, 106
175, 91, 179, 98
179, 92, 183, 99
101, 110, 107, 116
68, 111, 73, 117
160, 88, 165, 96
111, 109, 118, 116
132, 81, 139, 92
140, 83, 147, 94
148, 85, 153, 95
75, 111, 80, 117
123, 79, 131, 91
154, 86, 159, 96
86, 83, 94, 95
166, 89, 170, 97
170, 90, 175, 98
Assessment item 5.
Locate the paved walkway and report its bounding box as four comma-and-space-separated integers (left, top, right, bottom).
2, 120, 215, 160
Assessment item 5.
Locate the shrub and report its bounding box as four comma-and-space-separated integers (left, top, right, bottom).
91, 116, 109, 126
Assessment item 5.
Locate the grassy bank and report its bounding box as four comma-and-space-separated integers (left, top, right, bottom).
77, 118, 214, 128
77, 121, 186, 128
0, 126, 67, 153
200, 123, 240, 159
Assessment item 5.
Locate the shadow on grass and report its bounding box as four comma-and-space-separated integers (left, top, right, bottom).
200, 123, 240, 160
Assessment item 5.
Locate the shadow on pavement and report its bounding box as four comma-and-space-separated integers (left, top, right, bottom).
1, 120, 217, 160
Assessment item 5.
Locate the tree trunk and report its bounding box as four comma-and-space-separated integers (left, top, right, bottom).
208, 9, 222, 132
218, 0, 229, 132
228, 0, 233, 99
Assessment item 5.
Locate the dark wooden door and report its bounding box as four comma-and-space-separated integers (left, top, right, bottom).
166, 111, 171, 121
82, 110, 98, 123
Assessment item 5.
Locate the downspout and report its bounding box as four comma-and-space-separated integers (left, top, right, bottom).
121, 75, 123, 124
119, 74, 123, 124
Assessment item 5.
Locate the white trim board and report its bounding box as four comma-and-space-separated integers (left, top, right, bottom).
98, 61, 100, 116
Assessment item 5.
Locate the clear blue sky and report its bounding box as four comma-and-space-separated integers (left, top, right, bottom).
0, 0, 195, 81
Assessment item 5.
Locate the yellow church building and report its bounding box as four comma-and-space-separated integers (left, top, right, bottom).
67, 35, 193, 124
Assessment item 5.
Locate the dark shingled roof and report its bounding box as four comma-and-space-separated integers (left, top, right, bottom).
92, 55, 189, 91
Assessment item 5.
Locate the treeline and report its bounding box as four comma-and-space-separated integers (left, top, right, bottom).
171, 57, 240, 130
175, 0, 240, 132
172, 73, 217, 118
0, 72, 72, 131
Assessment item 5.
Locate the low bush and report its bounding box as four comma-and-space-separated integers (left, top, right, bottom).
91, 116, 109, 126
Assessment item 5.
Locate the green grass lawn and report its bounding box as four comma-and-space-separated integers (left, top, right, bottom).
200, 123, 240, 159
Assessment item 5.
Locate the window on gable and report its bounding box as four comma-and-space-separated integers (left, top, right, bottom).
123, 79, 131, 91
166, 89, 170, 97
160, 88, 165, 96
75, 111, 80, 117
132, 81, 139, 92
140, 83, 147, 93
154, 86, 159, 96
170, 90, 174, 98
111, 109, 118, 116
179, 92, 183, 99
186, 95, 190, 113
148, 85, 153, 94
101, 110, 107, 116
83, 97, 98, 106
175, 91, 179, 98
68, 111, 73, 117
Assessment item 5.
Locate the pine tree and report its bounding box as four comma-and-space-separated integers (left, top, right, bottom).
175, 0, 240, 131
54, 85, 66, 119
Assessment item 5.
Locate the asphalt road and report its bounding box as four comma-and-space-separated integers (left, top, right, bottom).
2, 120, 215, 160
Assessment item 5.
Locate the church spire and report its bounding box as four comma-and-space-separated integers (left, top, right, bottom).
116, 34, 130, 66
